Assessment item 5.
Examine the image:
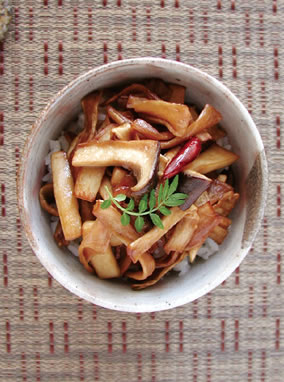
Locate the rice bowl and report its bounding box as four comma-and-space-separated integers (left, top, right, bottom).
18, 58, 267, 312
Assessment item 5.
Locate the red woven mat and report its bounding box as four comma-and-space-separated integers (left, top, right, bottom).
0, 1, 282, 381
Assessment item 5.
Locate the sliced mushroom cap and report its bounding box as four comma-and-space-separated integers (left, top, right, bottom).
72, 140, 160, 195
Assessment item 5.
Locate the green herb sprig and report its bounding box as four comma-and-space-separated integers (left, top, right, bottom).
100, 174, 188, 232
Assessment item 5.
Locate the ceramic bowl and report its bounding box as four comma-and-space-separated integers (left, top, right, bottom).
18, 58, 267, 312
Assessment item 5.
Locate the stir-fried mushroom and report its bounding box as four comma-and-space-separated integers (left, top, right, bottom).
39, 183, 58, 216
72, 140, 160, 195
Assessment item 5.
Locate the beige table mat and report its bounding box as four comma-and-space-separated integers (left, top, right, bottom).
0, 1, 283, 381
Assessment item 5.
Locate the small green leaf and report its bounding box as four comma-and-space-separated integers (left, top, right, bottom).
126, 198, 135, 211
168, 174, 179, 196
163, 179, 169, 199
135, 216, 144, 232
150, 213, 164, 229
100, 199, 111, 209
169, 192, 188, 200
121, 212, 130, 226
159, 206, 171, 216
149, 189, 156, 210
164, 198, 186, 207
158, 183, 163, 205
114, 193, 127, 202
139, 193, 148, 213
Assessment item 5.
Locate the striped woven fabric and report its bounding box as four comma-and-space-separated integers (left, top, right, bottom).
0, 1, 283, 381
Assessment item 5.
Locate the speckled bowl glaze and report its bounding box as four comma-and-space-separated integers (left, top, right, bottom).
18, 58, 267, 312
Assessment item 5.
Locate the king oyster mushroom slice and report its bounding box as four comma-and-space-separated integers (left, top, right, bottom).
72, 140, 160, 195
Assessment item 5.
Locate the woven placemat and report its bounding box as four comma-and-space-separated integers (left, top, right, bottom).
0, 1, 283, 381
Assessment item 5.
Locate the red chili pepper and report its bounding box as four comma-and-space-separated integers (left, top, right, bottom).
163, 137, 202, 179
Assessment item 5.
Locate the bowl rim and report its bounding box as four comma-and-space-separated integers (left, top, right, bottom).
18, 57, 268, 312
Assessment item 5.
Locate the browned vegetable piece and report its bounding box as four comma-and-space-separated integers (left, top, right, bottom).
68, 91, 102, 161
195, 190, 210, 207
158, 155, 168, 179
213, 191, 239, 216
99, 176, 113, 200
160, 135, 189, 149
52, 151, 82, 241
185, 104, 222, 137
67, 91, 102, 180
79, 91, 102, 142
126, 252, 155, 281
144, 78, 171, 99
79, 247, 95, 273
188, 106, 199, 121
132, 119, 174, 141
131, 251, 188, 290
207, 178, 234, 205
155, 251, 180, 269
72, 140, 160, 194
217, 174, 227, 183
90, 245, 121, 279
107, 105, 133, 124
187, 202, 222, 249
111, 167, 129, 186
67, 135, 80, 159
188, 246, 201, 263
94, 123, 116, 142
74, 167, 105, 202
54, 221, 69, 247
164, 208, 199, 254
160, 105, 222, 149
92, 201, 139, 246
112, 172, 136, 198
98, 114, 111, 131
110, 235, 123, 246
111, 122, 132, 141
164, 146, 181, 160
127, 206, 194, 263
79, 200, 95, 222
127, 96, 193, 137
183, 144, 239, 175
168, 84, 186, 104
103, 83, 160, 105
80, 219, 111, 259
177, 172, 212, 211
196, 131, 213, 142
79, 220, 120, 278
218, 216, 232, 228
39, 183, 58, 217
209, 225, 228, 245
206, 125, 226, 141
120, 253, 132, 275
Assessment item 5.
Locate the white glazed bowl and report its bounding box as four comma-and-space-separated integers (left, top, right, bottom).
18, 58, 267, 312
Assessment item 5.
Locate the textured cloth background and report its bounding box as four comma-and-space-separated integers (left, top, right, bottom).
0, 1, 283, 381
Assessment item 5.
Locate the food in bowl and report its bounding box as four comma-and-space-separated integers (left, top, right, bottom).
39, 79, 240, 290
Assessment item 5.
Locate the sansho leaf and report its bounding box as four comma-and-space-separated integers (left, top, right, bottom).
135, 216, 144, 233
168, 192, 188, 200
149, 189, 156, 210
139, 193, 148, 213
159, 206, 171, 216
100, 199, 111, 209
114, 193, 127, 202
126, 198, 135, 211
164, 198, 186, 207
150, 213, 164, 229
158, 183, 163, 204
168, 174, 179, 196
162, 178, 169, 200
121, 212, 130, 226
